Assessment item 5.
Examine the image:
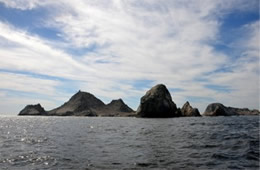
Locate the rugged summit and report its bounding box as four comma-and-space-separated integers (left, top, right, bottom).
136, 84, 178, 118
203, 103, 260, 116
181, 101, 201, 117
19, 104, 47, 116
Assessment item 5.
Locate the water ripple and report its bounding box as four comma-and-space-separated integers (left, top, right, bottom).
0, 116, 258, 169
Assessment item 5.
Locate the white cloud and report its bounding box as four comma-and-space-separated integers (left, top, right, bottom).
0, 72, 60, 95
0, 0, 259, 114
204, 21, 260, 110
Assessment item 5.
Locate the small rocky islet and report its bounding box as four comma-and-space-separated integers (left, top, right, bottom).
18, 84, 259, 117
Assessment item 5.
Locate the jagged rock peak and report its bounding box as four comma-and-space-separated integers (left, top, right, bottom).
181, 101, 201, 117
19, 104, 46, 116
136, 84, 178, 118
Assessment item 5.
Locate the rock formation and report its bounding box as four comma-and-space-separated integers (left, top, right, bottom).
181, 101, 201, 117
203, 103, 260, 116
106, 99, 133, 112
18, 88, 259, 118
136, 84, 178, 118
19, 104, 47, 116
97, 99, 135, 116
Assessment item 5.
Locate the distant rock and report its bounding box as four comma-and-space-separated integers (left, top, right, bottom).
136, 84, 178, 118
19, 104, 47, 116
203, 103, 260, 116
181, 101, 201, 117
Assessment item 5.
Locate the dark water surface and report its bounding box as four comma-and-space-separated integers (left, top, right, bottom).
0, 116, 259, 169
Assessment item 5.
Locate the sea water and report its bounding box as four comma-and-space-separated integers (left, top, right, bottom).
0, 116, 259, 169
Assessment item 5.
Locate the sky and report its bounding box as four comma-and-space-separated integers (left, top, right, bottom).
0, 0, 259, 115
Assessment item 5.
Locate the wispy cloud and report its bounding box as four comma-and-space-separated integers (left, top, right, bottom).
0, 0, 259, 114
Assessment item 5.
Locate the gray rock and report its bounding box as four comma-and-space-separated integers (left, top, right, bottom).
181, 101, 201, 117
19, 104, 47, 116
136, 84, 178, 118
203, 103, 260, 116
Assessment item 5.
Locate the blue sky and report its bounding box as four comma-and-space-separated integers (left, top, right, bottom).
0, 0, 259, 114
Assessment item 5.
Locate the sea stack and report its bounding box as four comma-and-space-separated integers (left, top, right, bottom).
136, 84, 178, 118
19, 104, 47, 116
181, 101, 201, 117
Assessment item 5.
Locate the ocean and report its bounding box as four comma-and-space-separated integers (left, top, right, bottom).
0, 116, 259, 169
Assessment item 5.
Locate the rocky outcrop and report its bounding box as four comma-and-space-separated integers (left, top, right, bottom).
181, 101, 201, 117
136, 84, 178, 118
19, 104, 47, 116
203, 103, 260, 116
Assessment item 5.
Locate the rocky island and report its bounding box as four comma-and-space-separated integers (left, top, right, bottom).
19, 90, 135, 117
18, 84, 259, 117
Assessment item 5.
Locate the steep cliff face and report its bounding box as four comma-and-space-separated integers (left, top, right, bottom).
136, 84, 178, 118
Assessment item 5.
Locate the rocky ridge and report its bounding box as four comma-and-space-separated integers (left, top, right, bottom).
18, 84, 259, 117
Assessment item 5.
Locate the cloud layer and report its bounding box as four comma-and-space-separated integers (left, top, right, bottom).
0, 0, 259, 114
